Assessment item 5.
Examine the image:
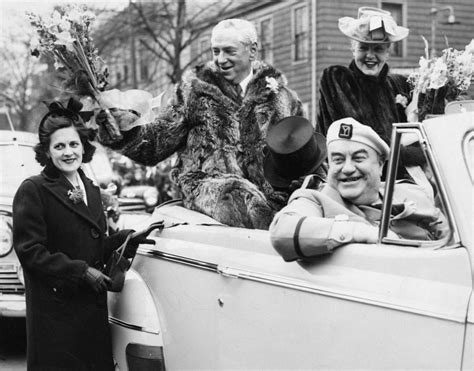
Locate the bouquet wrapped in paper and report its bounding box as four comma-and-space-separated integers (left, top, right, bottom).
28, 5, 156, 142
407, 37, 474, 121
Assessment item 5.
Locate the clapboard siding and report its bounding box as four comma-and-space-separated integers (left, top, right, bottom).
191, 0, 474, 119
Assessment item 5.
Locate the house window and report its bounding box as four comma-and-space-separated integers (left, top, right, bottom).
116, 72, 122, 88
198, 37, 211, 64
140, 57, 149, 82
381, 2, 404, 57
124, 65, 129, 84
293, 5, 309, 62
259, 17, 273, 63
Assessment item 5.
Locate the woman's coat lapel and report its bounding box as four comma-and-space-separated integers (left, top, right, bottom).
41, 166, 104, 230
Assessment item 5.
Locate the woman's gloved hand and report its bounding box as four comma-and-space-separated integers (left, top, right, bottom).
123, 222, 163, 258
84, 267, 111, 293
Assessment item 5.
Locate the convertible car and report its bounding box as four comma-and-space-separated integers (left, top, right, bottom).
108, 112, 473, 370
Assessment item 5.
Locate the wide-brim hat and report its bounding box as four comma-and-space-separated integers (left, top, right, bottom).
339, 7, 409, 44
264, 116, 327, 189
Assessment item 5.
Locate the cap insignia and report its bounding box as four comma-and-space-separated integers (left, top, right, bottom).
339, 123, 353, 139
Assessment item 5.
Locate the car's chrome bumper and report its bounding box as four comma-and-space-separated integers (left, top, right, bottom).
0, 294, 26, 317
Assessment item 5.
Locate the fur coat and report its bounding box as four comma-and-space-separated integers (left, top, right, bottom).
317, 61, 410, 144
101, 61, 303, 229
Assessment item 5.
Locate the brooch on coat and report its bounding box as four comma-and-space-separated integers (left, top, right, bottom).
67, 187, 84, 204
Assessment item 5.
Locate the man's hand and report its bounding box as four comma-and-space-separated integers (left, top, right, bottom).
98, 108, 140, 131
84, 267, 111, 293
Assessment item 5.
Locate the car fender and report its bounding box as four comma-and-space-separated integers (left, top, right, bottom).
108, 268, 164, 370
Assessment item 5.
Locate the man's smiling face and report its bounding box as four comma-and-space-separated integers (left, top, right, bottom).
211, 28, 256, 84
327, 140, 383, 205
352, 41, 390, 77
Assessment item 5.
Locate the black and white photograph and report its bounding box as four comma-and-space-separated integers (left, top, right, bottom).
0, 0, 473, 369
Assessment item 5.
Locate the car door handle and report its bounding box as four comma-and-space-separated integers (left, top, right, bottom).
217, 265, 240, 278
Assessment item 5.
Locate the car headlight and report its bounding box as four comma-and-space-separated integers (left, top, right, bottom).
0, 215, 13, 257
143, 189, 159, 207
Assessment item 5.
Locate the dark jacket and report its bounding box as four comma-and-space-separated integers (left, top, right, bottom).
317, 61, 410, 144
13, 165, 130, 371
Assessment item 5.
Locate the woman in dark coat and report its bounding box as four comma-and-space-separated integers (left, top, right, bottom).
12, 98, 148, 370
317, 7, 412, 145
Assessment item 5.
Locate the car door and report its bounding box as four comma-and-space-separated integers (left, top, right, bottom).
207, 124, 471, 369
128, 117, 472, 369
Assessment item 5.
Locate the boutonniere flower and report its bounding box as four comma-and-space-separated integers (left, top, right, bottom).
265, 76, 279, 93
67, 187, 84, 204
395, 94, 408, 108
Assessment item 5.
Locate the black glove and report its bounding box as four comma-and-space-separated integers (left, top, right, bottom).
84, 267, 111, 293
123, 222, 163, 258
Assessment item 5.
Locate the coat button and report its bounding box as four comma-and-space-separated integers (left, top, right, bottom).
91, 228, 100, 239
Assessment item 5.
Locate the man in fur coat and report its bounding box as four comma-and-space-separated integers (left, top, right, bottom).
97, 19, 303, 229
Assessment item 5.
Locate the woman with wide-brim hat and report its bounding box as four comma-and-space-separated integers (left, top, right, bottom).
317, 7, 412, 145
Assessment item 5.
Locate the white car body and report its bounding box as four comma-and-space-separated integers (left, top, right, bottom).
109, 113, 473, 370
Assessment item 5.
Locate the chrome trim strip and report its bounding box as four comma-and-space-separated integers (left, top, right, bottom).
142, 249, 218, 272
138, 248, 467, 324
108, 316, 160, 335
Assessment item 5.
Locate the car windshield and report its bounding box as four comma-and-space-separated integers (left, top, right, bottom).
0, 143, 41, 196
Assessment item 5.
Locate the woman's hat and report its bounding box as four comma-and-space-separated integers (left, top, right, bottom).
264, 116, 327, 189
338, 7, 409, 44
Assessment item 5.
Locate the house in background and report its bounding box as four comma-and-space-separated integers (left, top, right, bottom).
101, 0, 473, 123
191, 0, 474, 122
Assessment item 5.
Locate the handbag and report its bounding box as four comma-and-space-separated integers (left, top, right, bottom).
104, 231, 134, 292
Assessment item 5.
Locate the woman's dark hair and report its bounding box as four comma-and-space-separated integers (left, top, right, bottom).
34, 98, 97, 166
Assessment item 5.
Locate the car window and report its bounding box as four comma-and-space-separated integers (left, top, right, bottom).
0, 144, 41, 195
381, 130, 453, 247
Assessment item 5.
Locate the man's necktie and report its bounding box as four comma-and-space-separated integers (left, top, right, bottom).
234, 84, 243, 103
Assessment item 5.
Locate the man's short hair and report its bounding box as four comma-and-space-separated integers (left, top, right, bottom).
211, 18, 258, 46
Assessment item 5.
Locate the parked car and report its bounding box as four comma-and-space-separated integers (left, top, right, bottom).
119, 185, 159, 213
0, 128, 150, 318
0, 130, 41, 317
108, 113, 473, 370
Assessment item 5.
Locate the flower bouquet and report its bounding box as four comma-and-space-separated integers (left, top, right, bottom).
28, 5, 155, 142
407, 37, 474, 121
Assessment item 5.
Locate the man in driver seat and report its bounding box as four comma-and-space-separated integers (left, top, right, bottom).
269, 117, 450, 262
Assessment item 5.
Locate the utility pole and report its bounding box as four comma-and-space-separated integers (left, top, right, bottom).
129, 0, 138, 88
